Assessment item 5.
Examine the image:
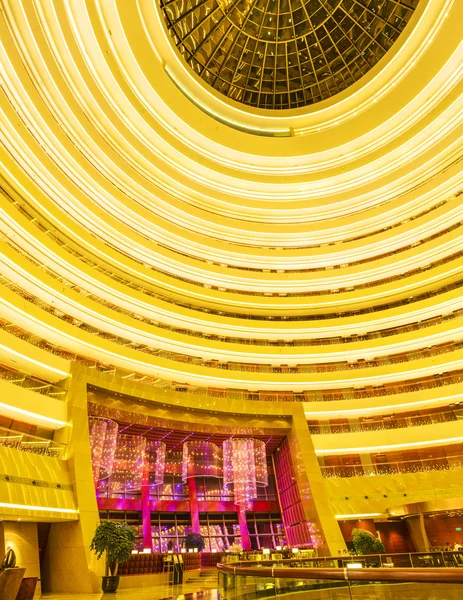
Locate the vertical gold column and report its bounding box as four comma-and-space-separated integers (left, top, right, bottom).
406, 514, 430, 552
42, 365, 103, 593
288, 405, 346, 556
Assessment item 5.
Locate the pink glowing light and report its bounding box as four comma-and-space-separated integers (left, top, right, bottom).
108, 434, 146, 494
88, 418, 118, 484
146, 440, 166, 486
223, 439, 268, 509
182, 441, 221, 482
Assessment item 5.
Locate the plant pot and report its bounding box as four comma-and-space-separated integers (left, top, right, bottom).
102, 576, 120, 593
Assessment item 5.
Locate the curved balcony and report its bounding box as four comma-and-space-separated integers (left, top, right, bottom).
308, 406, 463, 435
0, 364, 66, 400
0, 425, 66, 458
321, 454, 463, 479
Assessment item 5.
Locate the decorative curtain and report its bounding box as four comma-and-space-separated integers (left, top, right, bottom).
146, 440, 167, 486
182, 441, 221, 481
88, 417, 118, 484
108, 434, 146, 494
223, 438, 268, 509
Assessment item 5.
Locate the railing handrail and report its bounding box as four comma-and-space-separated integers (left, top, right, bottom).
0, 363, 66, 399
0, 424, 64, 447
219, 550, 463, 563
217, 563, 463, 583
310, 408, 463, 435
321, 453, 463, 477
0, 425, 66, 458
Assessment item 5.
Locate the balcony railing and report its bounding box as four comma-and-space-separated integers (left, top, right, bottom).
321, 455, 463, 478
0, 425, 66, 458
3, 278, 463, 376
309, 408, 463, 434
0, 364, 66, 399
217, 558, 463, 600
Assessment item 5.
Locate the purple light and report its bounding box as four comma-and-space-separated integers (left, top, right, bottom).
181, 441, 221, 482
223, 439, 268, 510
108, 434, 146, 494
146, 441, 166, 486
88, 418, 118, 484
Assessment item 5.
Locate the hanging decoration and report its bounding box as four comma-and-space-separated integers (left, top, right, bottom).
145, 440, 167, 486
182, 441, 221, 482
223, 438, 268, 509
88, 417, 118, 484
108, 434, 146, 494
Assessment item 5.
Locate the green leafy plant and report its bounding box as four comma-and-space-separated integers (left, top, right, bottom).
90, 521, 137, 576
183, 532, 205, 551
352, 528, 385, 555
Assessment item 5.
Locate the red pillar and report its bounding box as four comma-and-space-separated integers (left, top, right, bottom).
238, 508, 251, 551
187, 476, 201, 534
141, 465, 152, 551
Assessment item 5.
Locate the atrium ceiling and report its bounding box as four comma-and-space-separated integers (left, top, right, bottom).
161, 0, 420, 109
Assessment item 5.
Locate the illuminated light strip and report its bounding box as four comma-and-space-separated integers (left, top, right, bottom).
335, 513, 384, 520
3, 36, 463, 217
4, 249, 463, 367
5, 0, 462, 220
142, 0, 458, 173
6, 167, 463, 293
3, 186, 463, 315
3, 190, 463, 334
0, 401, 67, 427
304, 394, 463, 417
0, 343, 69, 378
4, 199, 463, 337
316, 436, 463, 456
0, 84, 460, 264
5, 292, 463, 391
1, 104, 462, 258
94, 0, 458, 178
152, 0, 451, 127
164, 66, 291, 137
0, 502, 78, 514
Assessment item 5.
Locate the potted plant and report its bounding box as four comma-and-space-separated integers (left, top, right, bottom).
183, 532, 205, 552
352, 528, 385, 555
90, 521, 136, 593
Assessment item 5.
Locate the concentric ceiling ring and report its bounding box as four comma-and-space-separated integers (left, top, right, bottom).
160, 0, 419, 110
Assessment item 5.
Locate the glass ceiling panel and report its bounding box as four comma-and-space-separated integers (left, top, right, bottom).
160, 0, 419, 110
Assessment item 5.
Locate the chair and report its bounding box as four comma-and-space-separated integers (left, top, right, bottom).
15, 577, 39, 600
0, 568, 26, 600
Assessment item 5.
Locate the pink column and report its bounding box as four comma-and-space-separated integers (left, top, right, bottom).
238, 508, 251, 551
141, 465, 152, 551
187, 476, 201, 534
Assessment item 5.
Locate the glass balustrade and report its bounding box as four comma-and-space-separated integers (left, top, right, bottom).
0, 364, 66, 399
0, 425, 66, 458
217, 559, 463, 600
321, 455, 463, 478
309, 408, 463, 435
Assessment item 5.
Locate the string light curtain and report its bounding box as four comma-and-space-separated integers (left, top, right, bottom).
146, 440, 167, 486
108, 434, 146, 494
182, 441, 221, 481
223, 439, 268, 509
88, 417, 118, 484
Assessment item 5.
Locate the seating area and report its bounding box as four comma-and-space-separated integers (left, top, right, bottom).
118, 552, 201, 576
